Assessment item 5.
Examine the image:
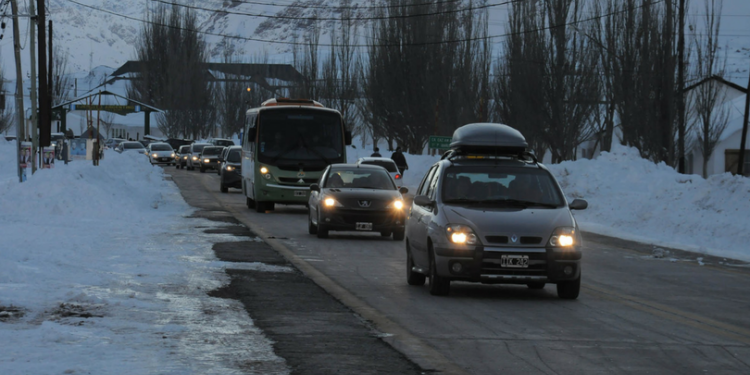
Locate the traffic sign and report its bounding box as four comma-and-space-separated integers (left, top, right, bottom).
428, 136, 452, 150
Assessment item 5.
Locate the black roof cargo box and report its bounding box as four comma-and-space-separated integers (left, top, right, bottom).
449, 123, 527, 155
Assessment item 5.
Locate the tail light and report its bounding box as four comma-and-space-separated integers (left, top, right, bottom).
395, 174, 401, 179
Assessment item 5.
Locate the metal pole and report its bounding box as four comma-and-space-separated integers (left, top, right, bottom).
29, 0, 38, 173
37, 0, 50, 147
737, 68, 750, 176
11, 0, 25, 182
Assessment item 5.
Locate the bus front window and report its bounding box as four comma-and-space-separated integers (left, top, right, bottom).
258, 110, 343, 164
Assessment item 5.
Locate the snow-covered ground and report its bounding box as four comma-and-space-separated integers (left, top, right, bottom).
1, 136, 749, 373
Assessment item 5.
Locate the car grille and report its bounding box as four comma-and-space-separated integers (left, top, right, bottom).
485, 236, 543, 245
278, 177, 318, 184
480, 251, 548, 276
338, 198, 389, 210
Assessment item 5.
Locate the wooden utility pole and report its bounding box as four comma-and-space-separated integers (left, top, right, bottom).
11, 0, 25, 182
29, 0, 38, 174
738, 66, 750, 176
37, 0, 51, 147
677, 0, 686, 173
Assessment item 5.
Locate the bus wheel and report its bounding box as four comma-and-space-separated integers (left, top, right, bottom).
255, 201, 267, 213
246, 197, 255, 209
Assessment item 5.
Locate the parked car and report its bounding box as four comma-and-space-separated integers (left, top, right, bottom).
175, 145, 191, 169
146, 142, 176, 165
356, 157, 403, 187
116, 141, 147, 154
198, 146, 224, 173
404, 123, 588, 298
105, 138, 126, 150
186, 143, 211, 170
308, 163, 408, 240
208, 138, 235, 147
219, 146, 242, 193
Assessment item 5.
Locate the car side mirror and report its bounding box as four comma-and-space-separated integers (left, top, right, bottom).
310, 183, 320, 192
399, 187, 409, 195
569, 199, 588, 210
413, 195, 433, 207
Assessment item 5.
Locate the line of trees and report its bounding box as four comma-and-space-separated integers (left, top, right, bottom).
127, 0, 732, 171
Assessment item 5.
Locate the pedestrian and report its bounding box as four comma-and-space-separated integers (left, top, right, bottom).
370, 147, 382, 157
390, 146, 408, 176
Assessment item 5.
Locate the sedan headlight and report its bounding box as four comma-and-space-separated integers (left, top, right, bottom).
183, 156, 188, 159
204, 158, 210, 163
152, 153, 158, 158
446, 224, 479, 245
192, 156, 198, 161
171, 153, 175, 158
226, 165, 235, 171
322, 196, 343, 208
549, 227, 576, 247
386, 200, 404, 210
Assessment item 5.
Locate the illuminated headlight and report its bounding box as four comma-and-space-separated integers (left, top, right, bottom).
152, 153, 158, 158
170, 153, 175, 158
192, 156, 198, 161
204, 158, 210, 163
549, 227, 576, 247
226, 166, 235, 171
183, 156, 187, 159
259, 166, 269, 174
386, 200, 404, 210
324, 197, 336, 207
445, 225, 478, 245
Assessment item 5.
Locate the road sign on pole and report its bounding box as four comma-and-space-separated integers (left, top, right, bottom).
428, 136, 452, 150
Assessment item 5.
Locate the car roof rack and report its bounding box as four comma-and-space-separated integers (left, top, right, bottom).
440, 123, 536, 163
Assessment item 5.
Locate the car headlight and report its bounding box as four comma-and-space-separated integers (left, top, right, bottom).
204, 158, 210, 163
152, 153, 158, 158
260, 166, 268, 174
171, 153, 175, 157
549, 227, 576, 247
192, 156, 198, 160
226, 165, 235, 171
386, 200, 404, 210
446, 224, 479, 245
322, 196, 343, 208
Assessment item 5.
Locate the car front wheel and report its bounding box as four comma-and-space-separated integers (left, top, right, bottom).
428, 247, 450, 296
406, 243, 426, 286
556, 275, 581, 300
308, 208, 318, 235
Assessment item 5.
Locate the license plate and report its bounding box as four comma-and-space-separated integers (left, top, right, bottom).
294, 191, 306, 197
501, 255, 529, 268
356, 222, 373, 231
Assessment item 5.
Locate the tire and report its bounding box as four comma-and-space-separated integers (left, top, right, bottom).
176, 164, 180, 169
220, 183, 228, 193
393, 229, 405, 241
380, 231, 391, 237
308, 209, 318, 234
316, 212, 328, 238
527, 282, 546, 290
556, 275, 581, 300
200, 167, 205, 173
406, 243, 426, 286
246, 197, 255, 209
428, 247, 450, 296
255, 201, 266, 213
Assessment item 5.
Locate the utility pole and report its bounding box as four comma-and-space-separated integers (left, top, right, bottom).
29, 0, 38, 174
677, 0, 686, 173
738, 65, 750, 177
37, 0, 51, 147
11, 0, 25, 182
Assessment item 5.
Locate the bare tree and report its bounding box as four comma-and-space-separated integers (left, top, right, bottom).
689, 0, 729, 178
100, 111, 116, 138
51, 46, 72, 106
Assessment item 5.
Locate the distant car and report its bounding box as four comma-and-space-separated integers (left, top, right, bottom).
105, 138, 126, 149
198, 146, 224, 173
208, 138, 235, 147
308, 163, 409, 240
175, 145, 191, 169
186, 143, 211, 170
146, 142, 175, 165
116, 141, 147, 155
217, 145, 232, 176
219, 146, 242, 193
356, 157, 403, 187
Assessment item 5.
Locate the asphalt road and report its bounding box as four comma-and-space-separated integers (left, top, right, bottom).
167, 165, 750, 375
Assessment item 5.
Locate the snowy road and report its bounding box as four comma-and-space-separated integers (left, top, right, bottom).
169, 166, 750, 375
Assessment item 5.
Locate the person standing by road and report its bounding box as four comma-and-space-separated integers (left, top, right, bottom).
370, 147, 382, 157
390, 147, 408, 176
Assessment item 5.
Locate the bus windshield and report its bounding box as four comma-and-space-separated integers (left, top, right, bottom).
257, 110, 343, 164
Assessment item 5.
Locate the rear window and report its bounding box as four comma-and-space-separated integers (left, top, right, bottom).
151, 144, 172, 151
361, 160, 398, 173
124, 142, 143, 149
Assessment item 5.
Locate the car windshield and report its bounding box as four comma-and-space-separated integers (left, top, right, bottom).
192, 144, 208, 153
202, 147, 222, 156
124, 142, 144, 149
214, 140, 234, 147
325, 169, 394, 190
151, 144, 172, 151
258, 109, 343, 163
361, 160, 398, 173
441, 166, 564, 207
227, 150, 241, 163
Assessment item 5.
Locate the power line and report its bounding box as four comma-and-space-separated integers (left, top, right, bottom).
208, 0, 466, 11
150, 0, 520, 22
65, 0, 665, 48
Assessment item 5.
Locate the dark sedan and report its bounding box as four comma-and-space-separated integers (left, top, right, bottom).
308, 164, 408, 240
198, 146, 224, 173
220, 146, 242, 192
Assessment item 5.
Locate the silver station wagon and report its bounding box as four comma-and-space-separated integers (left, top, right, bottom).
405, 123, 588, 299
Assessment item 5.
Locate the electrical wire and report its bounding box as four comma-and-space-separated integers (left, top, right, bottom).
198, 0, 466, 11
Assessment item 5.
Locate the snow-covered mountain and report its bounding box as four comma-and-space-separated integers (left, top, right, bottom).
0, 0, 748, 84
